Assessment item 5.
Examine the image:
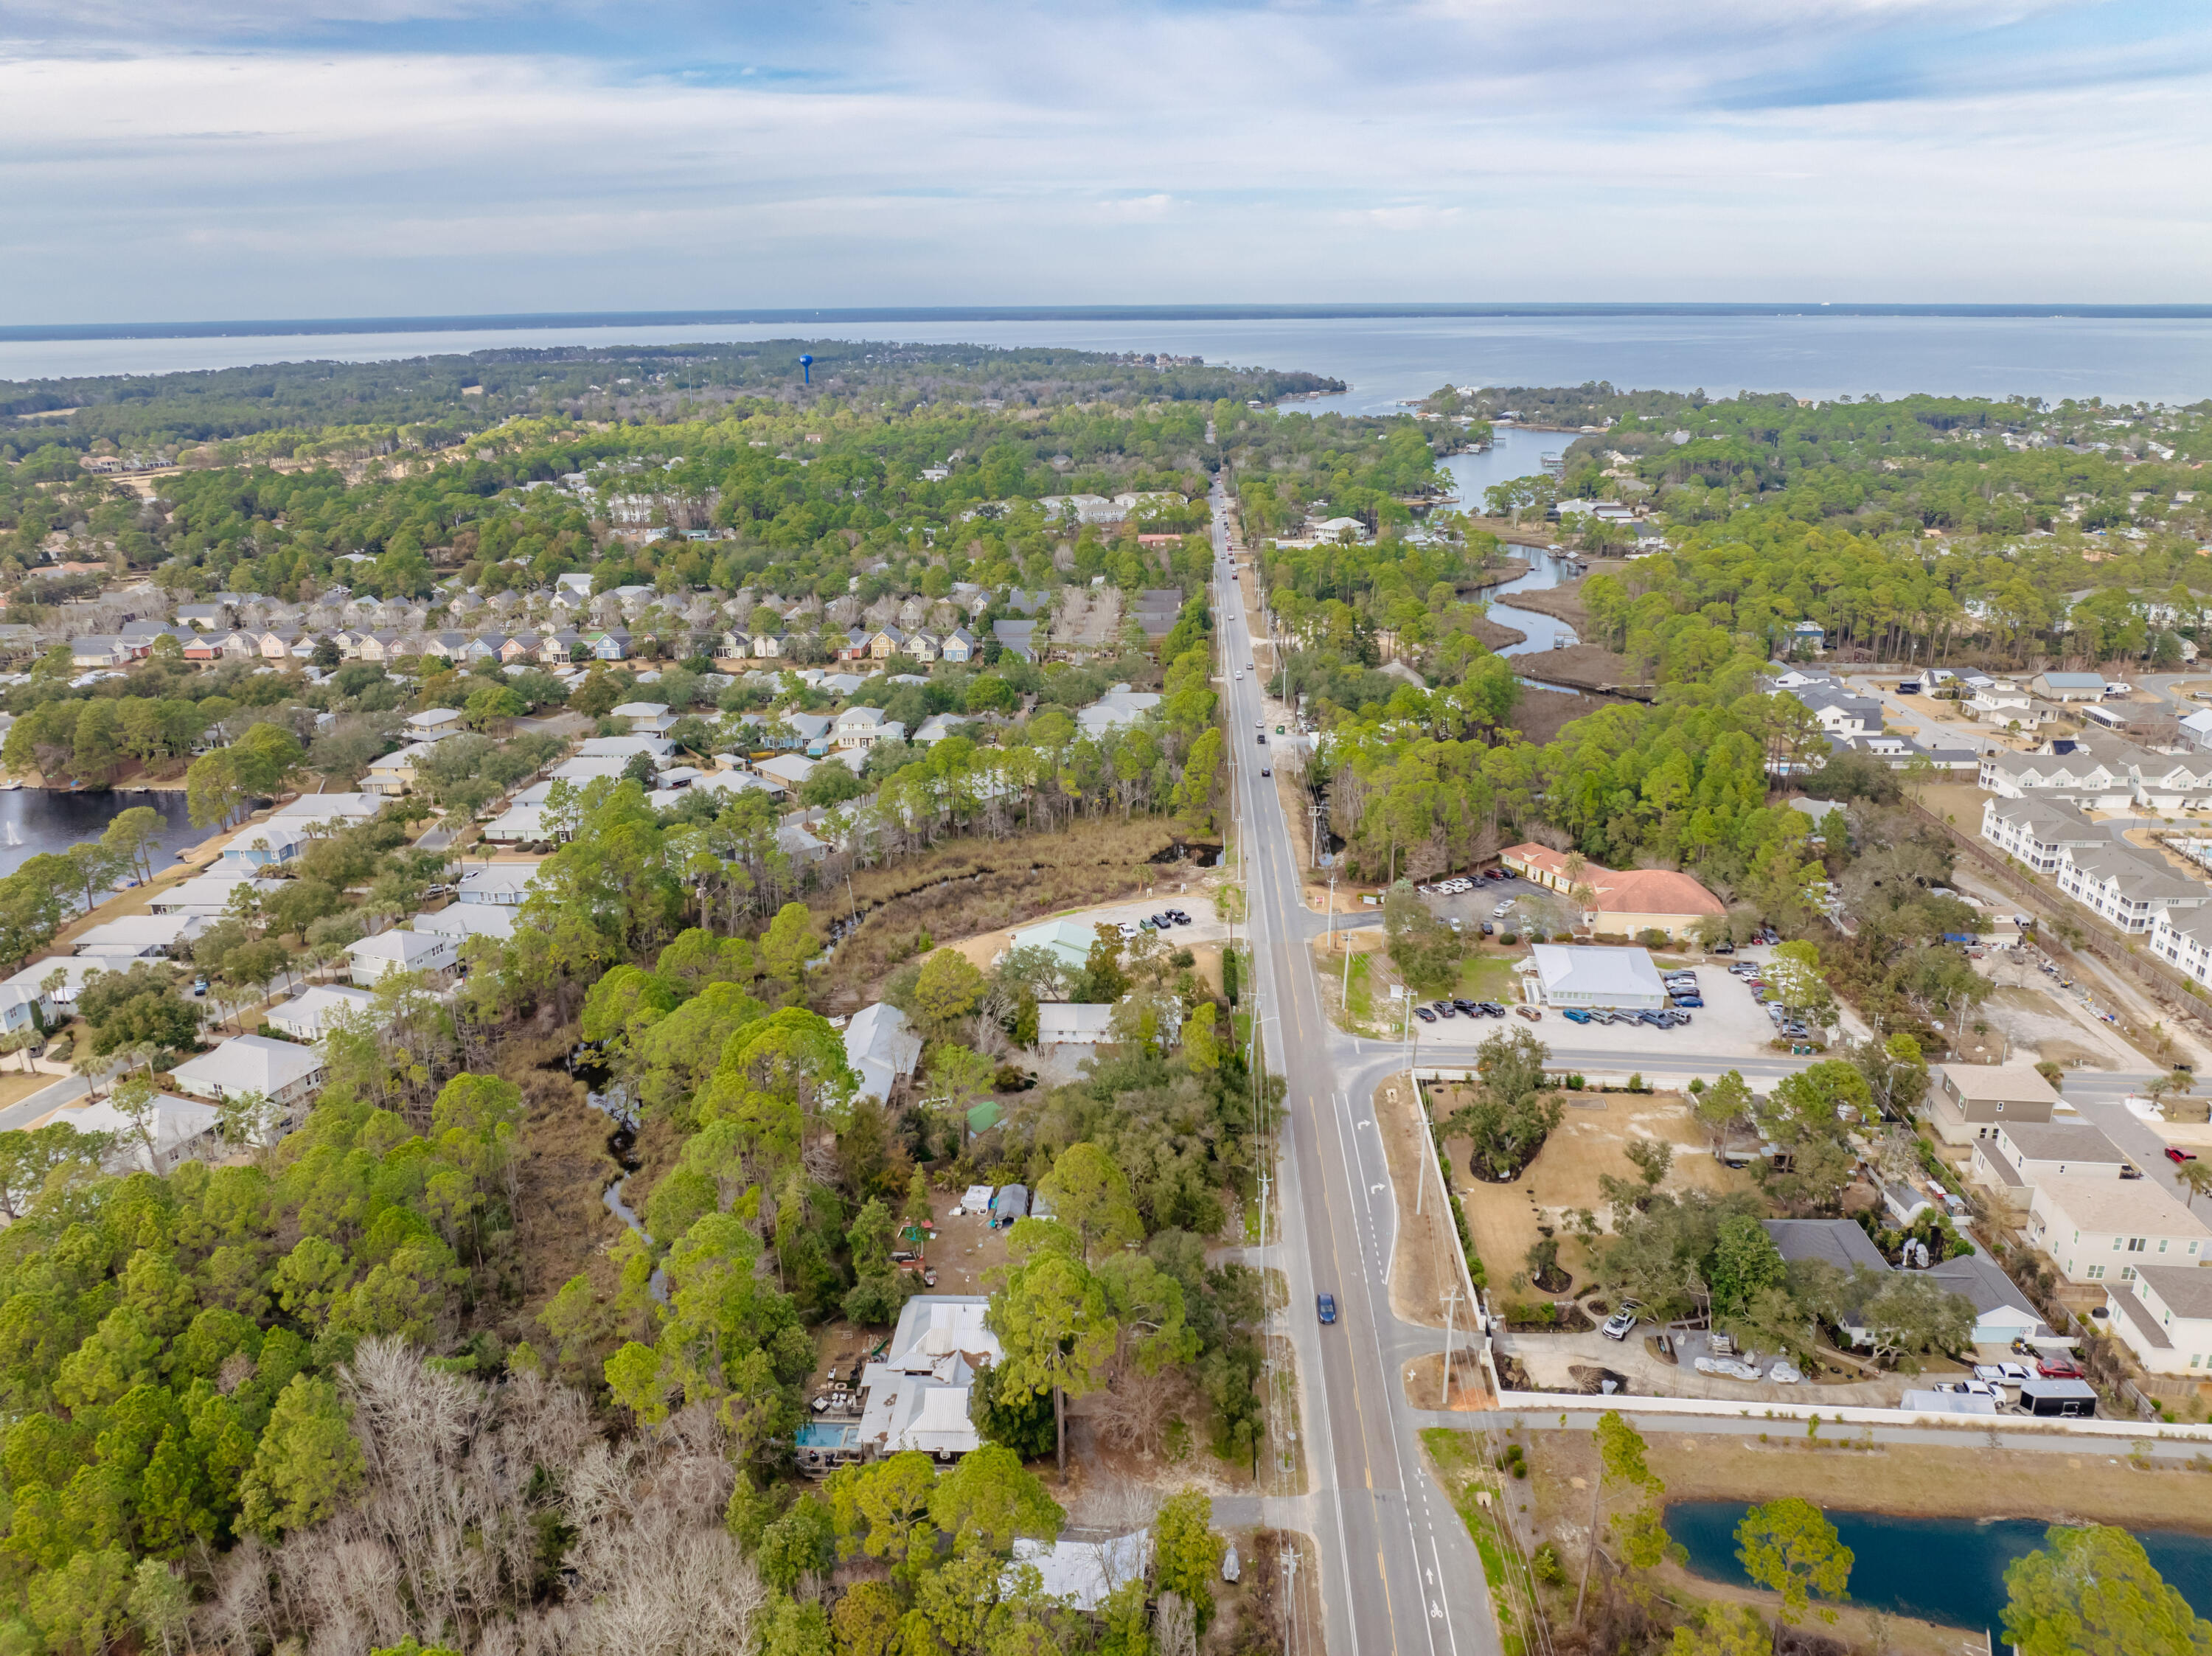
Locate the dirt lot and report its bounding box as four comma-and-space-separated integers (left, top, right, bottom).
1519, 1428, 2212, 1656
1428, 1082, 1753, 1295
1509, 683, 1618, 745
1376, 1073, 1464, 1331
922, 1187, 1010, 1295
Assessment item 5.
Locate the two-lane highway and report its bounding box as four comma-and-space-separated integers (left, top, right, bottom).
1210, 481, 1500, 1656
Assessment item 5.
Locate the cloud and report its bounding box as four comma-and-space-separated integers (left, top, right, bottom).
0, 0, 2208, 316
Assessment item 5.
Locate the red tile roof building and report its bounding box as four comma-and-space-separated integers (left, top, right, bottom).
1499, 843, 1725, 941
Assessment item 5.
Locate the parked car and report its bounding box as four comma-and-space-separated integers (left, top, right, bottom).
1601, 1307, 1638, 1341
1515, 1006, 1542, 1022
1711, 941, 1736, 954
1413, 1006, 1437, 1024
2167, 1146, 2199, 1164
1480, 922, 1495, 936
1478, 1002, 1506, 1017
1116, 922, 1140, 939
191, 975, 209, 997
1562, 1008, 1592, 1024
1492, 900, 1514, 918
2036, 1356, 2084, 1380
1674, 995, 1704, 1009
1434, 1001, 1457, 1018
1452, 999, 1478, 1016
1316, 1293, 1338, 1325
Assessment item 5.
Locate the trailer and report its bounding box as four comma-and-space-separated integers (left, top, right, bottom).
2018, 1377, 2097, 1418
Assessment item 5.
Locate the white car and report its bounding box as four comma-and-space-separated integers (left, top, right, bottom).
1492, 900, 1514, 919
1116, 922, 1140, 940
2106, 682, 2133, 695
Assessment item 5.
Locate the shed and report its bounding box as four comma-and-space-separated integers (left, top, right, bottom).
991, 1185, 1029, 1227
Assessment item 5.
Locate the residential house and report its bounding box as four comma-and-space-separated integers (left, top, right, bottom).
2150, 905, 2212, 992
175, 602, 229, 630
270, 792, 385, 832
1980, 796, 2107, 873
1763, 1219, 2044, 1346
755, 754, 818, 791
1076, 689, 1163, 737
264, 984, 379, 1040
586, 630, 632, 661
776, 821, 829, 863
2106, 1265, 2212, 1377
1790, 685, 1884, 738
0, 980, 56, 1035
345, 929, 458, 987
149, 872, 285, 916
849, 1296, 1003, 1463
413, 904, 518, 944
69, 636, 145, 669
611, 701, 678, 735
1927, 1061, 2062, 1145
1970, 1121, 2131, 1212
911, 714, 966, 745
72, 915, 204, 960
844, 1003, 922, 1105
906, 632, 940, 664
1967, 681, 2034, 723
364, 741, 443, 796
939, 627, 979, 664
993, 619, 1037, 663
1037, 1004, 1116, 1045
456, 863, 540, 906
2053, 842, 2210, 935
170, 1034, 326, 1116
577, 735, 676, 762
834, 707, 906, 751
2028, 1175, 2212, 1284
1006, 917, 1100, 975
404, 708, 466, 738
42, 1093, 224, 1175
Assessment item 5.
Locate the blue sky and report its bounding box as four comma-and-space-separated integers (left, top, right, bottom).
3, 0, 2208, 321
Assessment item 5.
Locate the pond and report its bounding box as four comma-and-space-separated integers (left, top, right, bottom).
1668, 1500, 2212, 1634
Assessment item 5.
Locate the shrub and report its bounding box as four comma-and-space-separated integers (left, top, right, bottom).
1552, 931, 1574, 943
1500, 931, 1519, 946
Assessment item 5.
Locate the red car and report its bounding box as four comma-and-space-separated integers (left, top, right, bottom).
2037, 1357, 2083, 1380
2167, 1147, 2199, 1165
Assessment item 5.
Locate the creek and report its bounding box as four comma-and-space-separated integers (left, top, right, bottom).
573, 1050, 669, 1303
1667, 1500, 2212, 1634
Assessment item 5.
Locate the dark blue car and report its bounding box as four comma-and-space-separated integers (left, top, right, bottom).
1317, 1293, 1338, 1325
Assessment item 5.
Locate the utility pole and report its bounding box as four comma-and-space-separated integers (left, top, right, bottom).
1441, 1282, 1458, 1408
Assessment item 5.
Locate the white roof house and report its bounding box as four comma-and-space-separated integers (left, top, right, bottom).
844, 1003, 922, 1104
269, 791, 386, 831
170, 1034, 327, 1110
455, 863, 541, 905
74, 914, 204, 959
41, 1093, 223, 1175
1527, 944, 1666, 1009
1010, 1534, 1153, 1612
855, 1295, 1003, 1462
345, 929, 459, 986
147, 872, 286, 917
264, 984, 379, 1040
1076, 691, 1163, 737
403, 708, 466, 735
411, 905, 518, 943
1037, 1003, 1116, 1045
577, 735, 677, 761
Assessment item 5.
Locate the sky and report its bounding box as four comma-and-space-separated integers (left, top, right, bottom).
4, 0, 2210, 322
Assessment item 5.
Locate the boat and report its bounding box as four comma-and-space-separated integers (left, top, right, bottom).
0, 777, 18, 790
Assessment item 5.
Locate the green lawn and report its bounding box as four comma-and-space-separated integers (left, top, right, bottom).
1422, 1428, 1536, 1656
1457, 955, 1517, 1003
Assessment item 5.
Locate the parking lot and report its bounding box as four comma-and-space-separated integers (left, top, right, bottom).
1414, 869, 1576, 940
1407, 945, 1802, 1064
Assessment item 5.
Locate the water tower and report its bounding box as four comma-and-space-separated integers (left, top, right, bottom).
799, 353, 813, 386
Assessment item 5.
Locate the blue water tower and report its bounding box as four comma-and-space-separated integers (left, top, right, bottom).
800, 354, 813, 386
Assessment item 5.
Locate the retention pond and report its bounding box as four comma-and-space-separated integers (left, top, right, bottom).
1668, 1500, 2212, 1634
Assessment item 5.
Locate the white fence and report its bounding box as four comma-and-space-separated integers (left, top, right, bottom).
1491, 1388, 2212, 1445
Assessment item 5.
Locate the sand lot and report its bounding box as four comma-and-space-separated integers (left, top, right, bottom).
1427, 1082, 1755, 1293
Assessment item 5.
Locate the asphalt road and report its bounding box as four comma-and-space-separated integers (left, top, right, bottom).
1211, 486, 1498, 1656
